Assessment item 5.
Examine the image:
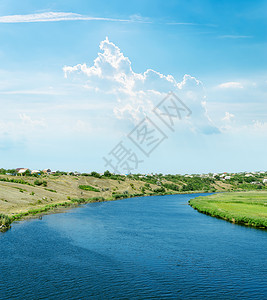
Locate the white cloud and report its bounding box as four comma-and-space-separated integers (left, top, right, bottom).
19, 113, 46, 127
64, 37, 219, 135
222, 112, 235, 122
0, 88, 65, 95
0, 12, 132, 23
166, 22, 216, 27
218, 82, 244, 89
252, 120, 267, 133
167, 22, 197, 25
218, 35, 252, 39
73, 120, 93, 133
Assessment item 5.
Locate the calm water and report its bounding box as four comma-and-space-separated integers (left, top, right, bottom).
0, 193, 267, 299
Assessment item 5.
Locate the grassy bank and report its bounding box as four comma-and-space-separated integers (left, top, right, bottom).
0, 187, 175, 232
189, 191, 267, 228
1, 172, 209, 227
1, 171, 266, 232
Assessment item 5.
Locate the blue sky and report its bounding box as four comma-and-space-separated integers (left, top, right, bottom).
0, 0, 266, 174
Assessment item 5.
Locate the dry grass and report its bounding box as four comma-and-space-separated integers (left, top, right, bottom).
0, 174, 160, 217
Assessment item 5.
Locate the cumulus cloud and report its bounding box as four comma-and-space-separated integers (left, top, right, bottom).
218, 82, 244, 89
64, 37, 220, 134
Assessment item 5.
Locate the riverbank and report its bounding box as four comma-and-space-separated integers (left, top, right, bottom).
189, 191, 267, 229
1, 170, 233, 231
0, 172, 184, 231
1, 171, 266, 232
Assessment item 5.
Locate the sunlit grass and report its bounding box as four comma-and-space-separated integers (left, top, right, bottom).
189, 191, 267, 228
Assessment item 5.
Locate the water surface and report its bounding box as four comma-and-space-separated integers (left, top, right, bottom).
0, 194, 267, 299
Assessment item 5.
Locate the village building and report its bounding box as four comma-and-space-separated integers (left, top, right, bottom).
31, 170, 40, 174
17, 168, 29, 175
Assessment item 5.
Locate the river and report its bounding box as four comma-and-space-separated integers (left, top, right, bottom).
0, 193, 266, 299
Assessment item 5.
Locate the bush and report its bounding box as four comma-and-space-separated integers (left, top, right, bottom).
104, 170, 112, 177
153, 187, 166, 193
163, 183, 180, 191
0, 177, 34, 186
90, 171, 101, 178
34, 180, 47, 187
0, 214, 12, 228
79, 185, 100, 192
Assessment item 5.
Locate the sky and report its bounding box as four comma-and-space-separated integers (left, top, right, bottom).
0, 0, 266, 174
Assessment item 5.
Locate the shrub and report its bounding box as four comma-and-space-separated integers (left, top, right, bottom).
153, 187, 166, 193
90, 171, 101, 178
104, 170, 112, 177
163, 183, 180, 191
0, 214, 12, 228
79, 185, 100, 192
0, 177, 34, 186
34, 179, 47, 187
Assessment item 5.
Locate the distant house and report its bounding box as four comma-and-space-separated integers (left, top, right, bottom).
43, 169, 51, 174
263, 179, 267, 184
17, 168, 29, 175
225, 176, 231, 180
245, 174, 253, 177
31, 170, 40, 175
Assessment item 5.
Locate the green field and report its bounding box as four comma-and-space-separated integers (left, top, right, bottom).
189, 192, 267, 228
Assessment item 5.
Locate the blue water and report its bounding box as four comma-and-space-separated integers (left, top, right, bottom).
0, 194, 267, 299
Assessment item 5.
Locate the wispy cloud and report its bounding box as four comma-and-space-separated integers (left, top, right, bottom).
222, 112, 235, 122
218, 35, 253, 39
167, 22, 216, 27
166, 22, 197, 26
0, 12, 213, 26
0, 12, 135, 23
218, 82, 244, 89
0, 88, 65, 95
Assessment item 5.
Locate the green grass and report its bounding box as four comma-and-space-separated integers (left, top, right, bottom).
44, 188, 57, 193
0, 213, 12, 231
34, 179, 47, 187
79, 185, 100, 192
11, 197, 106, 222
189, 191, 267, 228
0, 177, 34, 186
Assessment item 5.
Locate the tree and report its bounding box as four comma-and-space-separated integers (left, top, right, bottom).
104, 170, 112, 177
90, 171, 101, 178
24, 169, 31, 176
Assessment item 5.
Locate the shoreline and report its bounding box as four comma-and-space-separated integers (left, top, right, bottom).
189, 191, 267, 229
0, 191, 209, 232
4, 190, 267, 232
